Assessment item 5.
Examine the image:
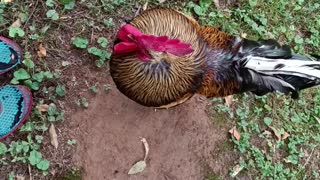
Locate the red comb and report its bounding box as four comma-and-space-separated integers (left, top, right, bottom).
114, 24, 194, 60
116, 24, 143, 42
140, 35, 194, 56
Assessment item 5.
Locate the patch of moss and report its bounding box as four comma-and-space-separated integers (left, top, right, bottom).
59, 168, 83, 180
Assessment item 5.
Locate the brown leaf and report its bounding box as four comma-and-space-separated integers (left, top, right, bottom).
158, 0, 166, 3
262, 130, 272, 136
10, 19, 21, 28
224, 95, 233, 107
36, 104, 49, 112
49, 124, 59, 149
37, 44, 47, 58
269, 126, 281, 141
142, 1, 148, 10
282, 132, 290, 140
229, 126, 240, 141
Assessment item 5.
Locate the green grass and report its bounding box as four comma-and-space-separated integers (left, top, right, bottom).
212, 90, 320, 178
185, 0, 320, 54
0, 0, 319, 179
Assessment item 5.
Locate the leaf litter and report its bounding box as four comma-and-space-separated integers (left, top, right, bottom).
128, 137, 149, 175
229, 126, 240, 141
37, 44, 47, 58
49, 124, 59, 149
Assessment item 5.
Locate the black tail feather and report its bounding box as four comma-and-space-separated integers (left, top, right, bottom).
277, 75, 320, 92
311, 54, 320, 59
239, 38, 293, 59
239, 68, 299, 98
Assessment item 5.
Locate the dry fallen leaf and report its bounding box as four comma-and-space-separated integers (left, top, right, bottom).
10, 19, 21, 28
36, 104, 49, 112
128, 161, 146, 175
229, 126, 241, 141
142, 1, 148, 10
269, 126, 281, 141
128, 138, 149, 175
62, 61, 71, 67
49, 124, 59, 149
224, 95, 233, 107
262, 130, 272, 137
282, 132, 290, 140
37, 44, 47, 58
4, 0, 13, 3
230, 164, 244, 177
158, 0, 166, 3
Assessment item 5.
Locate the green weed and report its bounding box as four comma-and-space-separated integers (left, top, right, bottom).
72, 36, 111, 68
0, 135, 50, 173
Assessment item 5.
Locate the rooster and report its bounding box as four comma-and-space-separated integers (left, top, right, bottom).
110, 8, 320, 108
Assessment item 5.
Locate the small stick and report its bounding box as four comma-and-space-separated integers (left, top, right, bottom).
303, 148, 315, 168
28, 164, 32, 180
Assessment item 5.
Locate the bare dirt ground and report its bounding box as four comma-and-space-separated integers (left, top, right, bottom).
68, 76, 238, 180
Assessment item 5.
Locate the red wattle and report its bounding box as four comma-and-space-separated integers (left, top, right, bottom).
114, 42, 137, 54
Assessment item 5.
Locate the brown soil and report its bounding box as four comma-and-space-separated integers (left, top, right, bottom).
68, 76, 238, 180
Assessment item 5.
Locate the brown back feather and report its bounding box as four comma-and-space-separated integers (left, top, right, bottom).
197, 26, 241, 97
200, 25, 235, 50
110, 8, 207, 107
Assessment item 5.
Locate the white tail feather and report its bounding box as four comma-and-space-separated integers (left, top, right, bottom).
245, 56, 320, 79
